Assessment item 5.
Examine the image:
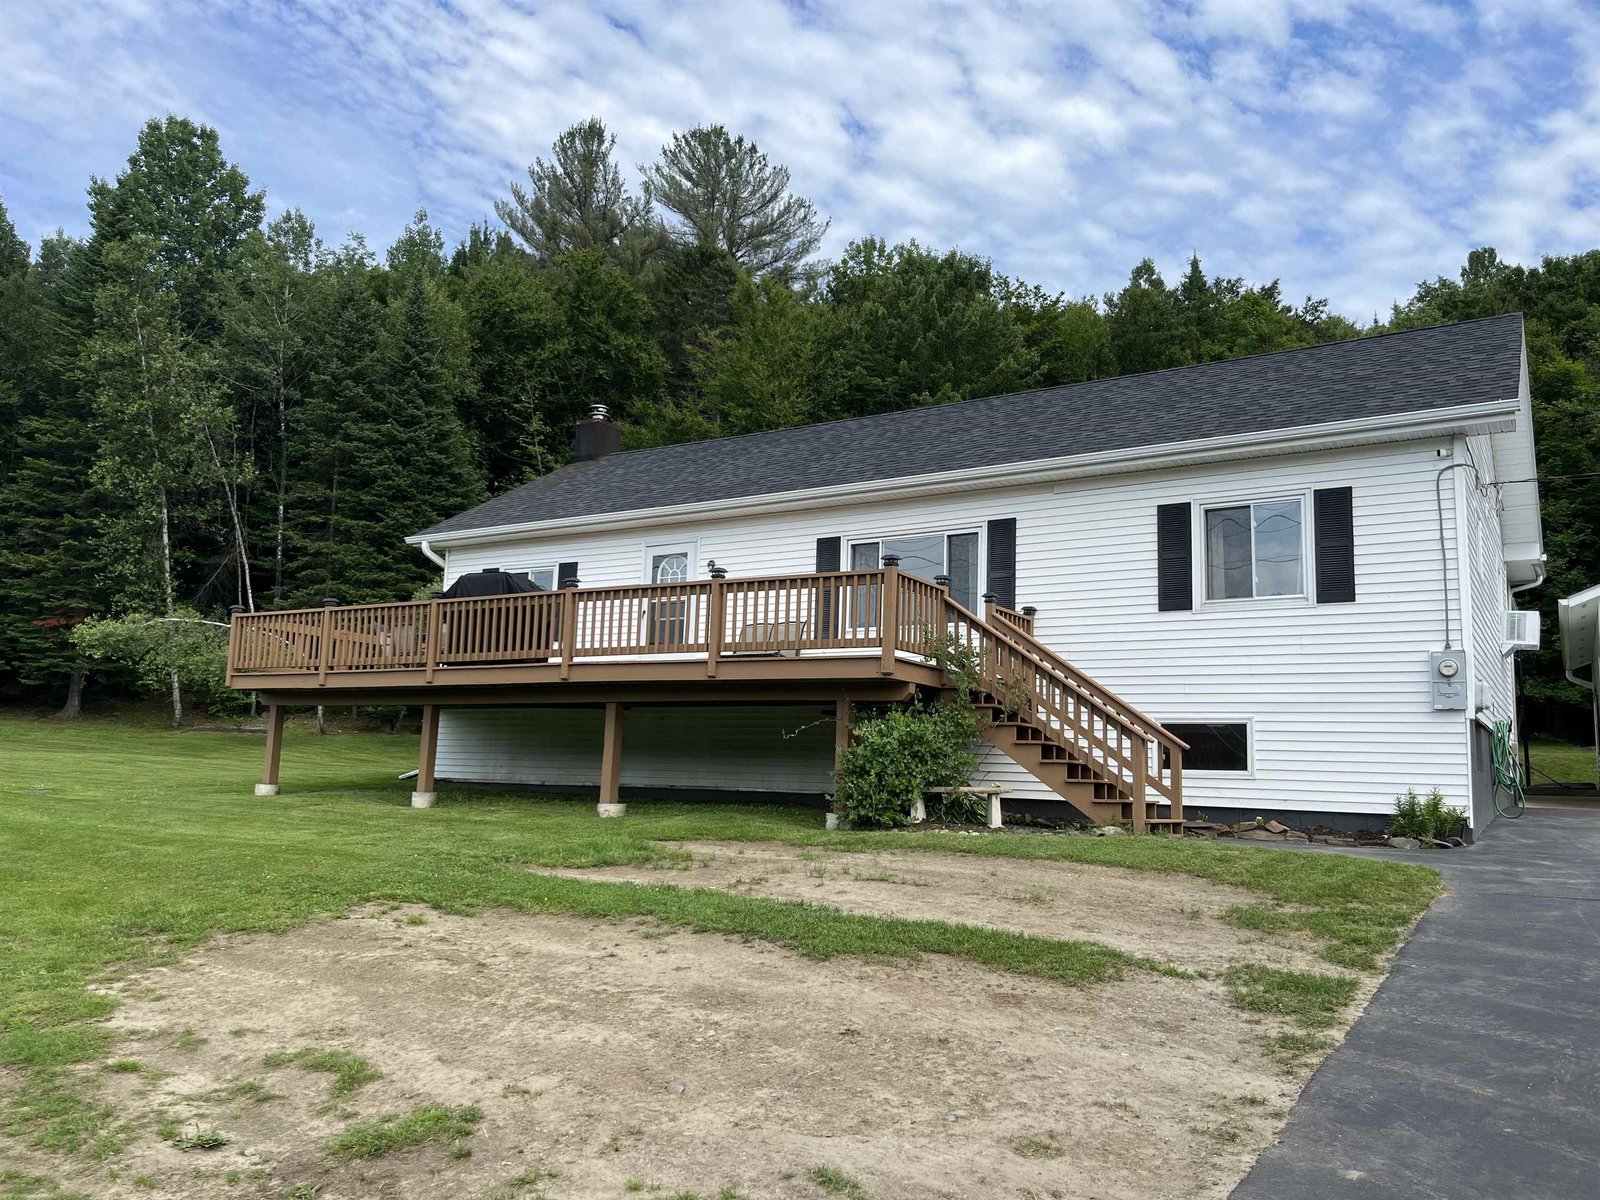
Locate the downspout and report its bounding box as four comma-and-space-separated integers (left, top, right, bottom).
1510, 561, 1545, 598
417, 539, 446, 570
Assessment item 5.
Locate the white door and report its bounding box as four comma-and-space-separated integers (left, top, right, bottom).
644, 542, 697, 646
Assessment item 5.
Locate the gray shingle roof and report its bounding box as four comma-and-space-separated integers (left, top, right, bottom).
421, 313, 1525, 537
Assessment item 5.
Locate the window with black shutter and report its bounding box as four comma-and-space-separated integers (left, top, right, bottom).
1314, 487, 1356, 603
986, 518, 1016, 609
1157, 503, 1193, 611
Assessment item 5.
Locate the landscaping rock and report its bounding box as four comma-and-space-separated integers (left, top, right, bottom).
1423, 837, 1454, 849
1094, 826, 1124, 836
1236, 829, 1285, 842
1447, 836, 1467, 847
1264, 820, 1290, 834
666, 1081, 685, 1096
1388, 836, 1422, 849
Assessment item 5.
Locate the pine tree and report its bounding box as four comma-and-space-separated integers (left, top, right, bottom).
645, 241, 740, 404
454, 249, 565, 490
642, 124, 828, 280
287, 242, 483, 604
546, 250, 666, 438
0, 227, 100, 713
0, 199, 34, 479
495, 118, 660, 270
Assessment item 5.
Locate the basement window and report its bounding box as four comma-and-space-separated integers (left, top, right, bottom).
1160, 722, 1250, 773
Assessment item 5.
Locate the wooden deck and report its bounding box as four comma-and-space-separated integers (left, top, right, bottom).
229, 566, 1185, 829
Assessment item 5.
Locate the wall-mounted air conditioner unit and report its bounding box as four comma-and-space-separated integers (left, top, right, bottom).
1504, 609, 1541, 651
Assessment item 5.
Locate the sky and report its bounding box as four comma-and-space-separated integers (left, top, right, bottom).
3, 0, 1600, 317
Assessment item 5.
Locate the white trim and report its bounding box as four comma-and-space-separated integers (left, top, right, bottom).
1158, 717, 1255, 777
409, 399, 1520, 549
1192, 490, 1313, 609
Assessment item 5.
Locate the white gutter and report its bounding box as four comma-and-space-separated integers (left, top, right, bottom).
416, 539, 446, 569
1510, 561, 1546, 597
409, 397, 1521, 550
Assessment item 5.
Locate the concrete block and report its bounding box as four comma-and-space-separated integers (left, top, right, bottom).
597, 802, 627, 818
253, 783, 279, 797
410, 791, 438, 809
988, 795, 1003, 829
910, 796, 926, 823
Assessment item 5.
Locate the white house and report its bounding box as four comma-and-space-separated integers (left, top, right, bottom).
229, 314, 1544, 834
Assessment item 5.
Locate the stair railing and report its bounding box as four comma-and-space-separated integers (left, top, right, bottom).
901, 578, 1185, 823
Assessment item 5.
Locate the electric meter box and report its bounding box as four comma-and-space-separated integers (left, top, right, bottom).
1429, 650, 1468, 711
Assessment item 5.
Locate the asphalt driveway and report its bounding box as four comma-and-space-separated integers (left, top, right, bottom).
1233, 807, 1600, 1199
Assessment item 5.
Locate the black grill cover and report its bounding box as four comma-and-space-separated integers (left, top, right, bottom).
441, 569, 543, 598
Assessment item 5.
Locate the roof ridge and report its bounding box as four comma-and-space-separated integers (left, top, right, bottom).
579, 312, 1527, 466
421, 312, 1526, 537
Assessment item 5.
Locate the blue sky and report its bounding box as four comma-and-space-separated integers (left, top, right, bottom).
4, 0, 1599, 316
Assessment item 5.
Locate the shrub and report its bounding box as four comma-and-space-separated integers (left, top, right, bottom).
834, 698, 982, 828
1390, 787, 1465, 841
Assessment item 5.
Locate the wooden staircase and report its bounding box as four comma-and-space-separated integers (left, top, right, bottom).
923, 594, 1187, 833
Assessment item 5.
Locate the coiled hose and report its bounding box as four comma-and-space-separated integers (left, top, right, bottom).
1491, 720, 1527, 819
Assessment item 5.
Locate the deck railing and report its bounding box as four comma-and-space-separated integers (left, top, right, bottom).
229, 569, 906, 679
229, 567, 1183, 814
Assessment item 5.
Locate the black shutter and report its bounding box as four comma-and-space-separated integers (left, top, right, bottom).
1314, 487, 1356, 603
815, 537, 841, 572
558, 560, 579, 587
815, 537, 841, 638
1156, 503, 1193, 611
986, 518, 1017, 608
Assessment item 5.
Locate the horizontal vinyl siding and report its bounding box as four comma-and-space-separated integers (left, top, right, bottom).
1464, 434, 1517, 730
440, 440, 1477, 816
438, 705, 837, 794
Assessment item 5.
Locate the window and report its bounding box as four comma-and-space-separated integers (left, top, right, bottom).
527, 566, 556, 590
1161, 722, 1250, 773
1204, 498, 1304, 600
850, 530, 981, 611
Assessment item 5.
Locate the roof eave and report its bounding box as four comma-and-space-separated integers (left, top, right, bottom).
409, 397, 1521, 549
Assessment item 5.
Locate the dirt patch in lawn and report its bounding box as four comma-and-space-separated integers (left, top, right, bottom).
41, 888, 1360, 1200
540, 839, 1343, 977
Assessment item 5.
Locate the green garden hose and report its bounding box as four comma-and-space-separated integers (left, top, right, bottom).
1491, 720, 1527, 819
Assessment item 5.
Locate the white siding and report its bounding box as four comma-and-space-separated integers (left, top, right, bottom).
438, 705, 836, 794
438, 439, 1484, 817
1462, 433, 1518, 729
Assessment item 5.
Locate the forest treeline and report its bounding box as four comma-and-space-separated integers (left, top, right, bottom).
1, 116, 1596, 727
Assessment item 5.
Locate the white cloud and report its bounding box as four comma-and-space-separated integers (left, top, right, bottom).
1, 0, 1598, 319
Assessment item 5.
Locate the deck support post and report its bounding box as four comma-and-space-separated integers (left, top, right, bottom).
598, 701, 626, 817
833, 697, 853, 775
412, 704, 441, 808
255, 704, 286, 796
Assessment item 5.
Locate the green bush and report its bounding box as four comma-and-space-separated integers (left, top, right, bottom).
834, 698, 982, 828
1390, 787, 1465, 841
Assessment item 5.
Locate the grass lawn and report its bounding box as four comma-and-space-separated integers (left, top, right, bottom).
1528, 738, 1597, 786
0, 710, 1441, 1189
